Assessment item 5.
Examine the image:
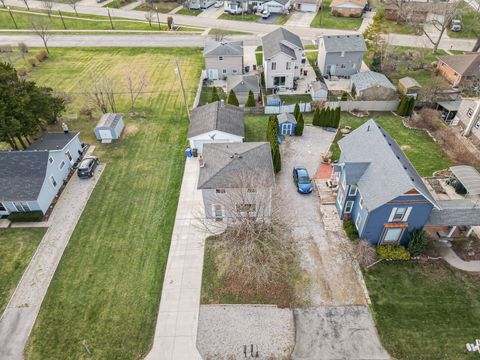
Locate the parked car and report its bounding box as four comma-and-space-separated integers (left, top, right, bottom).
214, 1, 223, 7
96, 0, 105, 3
261, 9, 270, 19
77, 157, 99, 178
293, 166, 313, 194
451, 19, 462, 32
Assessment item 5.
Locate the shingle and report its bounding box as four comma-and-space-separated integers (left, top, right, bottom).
321, 34, 367, 53
188, 101, 245, 138
96, 113, 122, 128
398, 76, 421, 89
427, 200, 480, 226
278, 113, 297, 124
204, 41, 243, 57
351, 71, 396, 91
227, 74, 260, 94
438, 53, 480, 77
28, 132, 79, 151
262, 28, 303, 60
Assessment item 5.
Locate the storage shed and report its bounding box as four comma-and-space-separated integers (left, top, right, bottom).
398, 77, 422, 96
94, 113, 124, 143
350, 71, 396, 101
278, 113, 296, 135
311, 81, 328, 101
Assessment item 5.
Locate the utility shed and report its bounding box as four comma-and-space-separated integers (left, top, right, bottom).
94, 113, 124, 143
397, 77, 421, 96
278, 113, 296, 135
311, 81, 328, 101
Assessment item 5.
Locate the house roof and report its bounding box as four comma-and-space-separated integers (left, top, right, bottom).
338, 119, 438, 211
398, 76, 421, 89
265, 0, 290, 5
426, 200, 480, 226
227, 74, 260, 94
438, 53, 480, 77
188, 101, 244, 138
262, 28, 303, 60
437, 100, 462, 112
351, 71, 396, 92
96, 113, 122, 129
312, 80, 328, 92
204, 41, 243, 57
294, 0, 319, 4
321, 34, 367, 53
28, 132, 79, 151
198, 142, 274, 189
278, 113, 297, 124
330, 0, 366, 9
450, 165, 480, 196
0, 151, 49, 201
384, 1, 450, 14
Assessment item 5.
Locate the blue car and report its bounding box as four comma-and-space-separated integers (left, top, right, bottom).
293, 166, 313, 194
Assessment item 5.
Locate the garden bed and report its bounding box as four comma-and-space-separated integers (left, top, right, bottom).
451, 238, 480, 261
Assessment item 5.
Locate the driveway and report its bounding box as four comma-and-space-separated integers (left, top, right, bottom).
0, 161, 105, 360
256, 13, 281, 24
197, 6, 223, 18
285, 11, 316, 27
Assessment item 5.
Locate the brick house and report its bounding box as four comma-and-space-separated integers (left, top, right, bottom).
330, 0, 366, 17
436, 53, 480, 87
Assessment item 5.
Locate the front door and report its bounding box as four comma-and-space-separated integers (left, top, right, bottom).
208, 69, 219, 80
327, 64, 336, 76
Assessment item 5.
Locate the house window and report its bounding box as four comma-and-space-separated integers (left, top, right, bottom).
341, 64, 346, 69
222, 69, 227, 74
215, 189, 226, 194
476, 120, 480, 129
467, 108, 474, 118
337, 188, 345, 209
233, 69, 238, 74
355, 212, 362, 230
13, 202, 30, 212
273, 76, 286, 86
392, 207, 407, 222
49, 156, 54, 164
359, 196, 364, 209
340, 51, 345, 57
65, 151, 72, 162
383, 228, 403, 243
59, 161, 65, 170
271, 62, 277, 70
286, 62, 292, 70
348, 185, 358, 196
247, 188, 256, 193
213, 204, 224, 221
219, 56, 223, 61
0, 202, 6, 211
345, 201, 354, 213
51, 175, 57, 187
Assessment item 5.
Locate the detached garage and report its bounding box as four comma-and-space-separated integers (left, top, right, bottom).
94, 113, 124, 143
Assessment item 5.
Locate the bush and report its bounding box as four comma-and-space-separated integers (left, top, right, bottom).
341, 92, 348, 101
17, 66, 28, 77
294, 112, 304, 136
27, 57, 38, 67
408, 228, 427, 257
35, 50, 48, 62
245, 90, 256, 107
8, 211, 44, 222
355, 240, 377, 268
377, 245, 411, 260
343, 220, 358, 241
227, 89, 239, 106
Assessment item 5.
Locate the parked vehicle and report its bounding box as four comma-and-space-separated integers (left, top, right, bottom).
214, 1, 223, 7
451, 19, 462, 32
293, 166, 313, 194
96, 0, 105, 3
77, 157, 99, 178
261, 9, 270, 19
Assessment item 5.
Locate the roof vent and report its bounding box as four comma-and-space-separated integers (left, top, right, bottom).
230, 153, 242, 159
220, 99, 225, 107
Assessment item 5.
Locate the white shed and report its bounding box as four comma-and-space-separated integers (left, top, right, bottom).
311, 81, 328, 101
94, 113, 124, 143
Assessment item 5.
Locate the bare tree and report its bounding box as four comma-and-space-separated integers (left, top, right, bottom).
213, 29, 225, 42
145, 10, 154, 27
22, 0, 30, 10
84, 77, 117, 113
68, 0, 81, 16
0, 0, 6, 8
30, 18, 51, 54
418, 75, 450, 106
18, 42, 28, 61
42, 0, 54, 18
125, 69, 148, 109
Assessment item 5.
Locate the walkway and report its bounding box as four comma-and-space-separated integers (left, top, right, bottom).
120, 0, 143, 10
145, 157, 206, 360
436, 244, 480, 272
0, 161, 105, 360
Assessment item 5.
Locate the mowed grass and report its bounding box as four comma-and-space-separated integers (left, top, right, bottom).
365, 262, 480, 360
22, 47, 204, 359
310, 0, 363, 30
0, 228, 46, 314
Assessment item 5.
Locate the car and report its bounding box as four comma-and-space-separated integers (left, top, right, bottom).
261, 9, 270, 19
451, 19, 462, 32
293, 166, 313, 194
77, 157, 99, 179
214, 1, 223, 8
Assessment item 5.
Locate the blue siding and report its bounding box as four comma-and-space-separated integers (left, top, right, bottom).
279, 122, 295, 136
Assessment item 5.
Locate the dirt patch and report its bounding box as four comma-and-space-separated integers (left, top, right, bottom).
451, 238, 480, 261
400, 145, 412, 152
123, 124, 138, 138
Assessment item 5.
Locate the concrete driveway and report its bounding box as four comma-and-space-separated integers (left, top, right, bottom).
198, 6, 223, 18
285, 11, 316, 27
256, 13, 281, 24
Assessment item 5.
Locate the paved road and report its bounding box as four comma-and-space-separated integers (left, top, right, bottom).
0, 160, 105, 360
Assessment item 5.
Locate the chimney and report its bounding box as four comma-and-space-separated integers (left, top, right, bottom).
367, 125, 370, 132
62, 122, 69, 134
199, 154, 205, 168
220, 99, 225, 107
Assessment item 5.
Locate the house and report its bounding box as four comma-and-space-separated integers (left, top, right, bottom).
452, 97, 480, 146
187, 101, 244, 152
311, 80, 328, 101
197, 142, 275, 221
0, 132, 83, 217
262, 27, 305, 90
318, 34, 366, 78
94, 113, 124, 143
436, 53, 480, 87
259, 0, 291, 13
350, 71, 397, 101
189, 0, 216, 9
330, 0, 366, 17
278, 113, 296, 135
204, 41, 244, 80
293, 0, 321, 12
227, 74, 260, 105
224, 0, 248, 14
398, 76, 422, 96
383, 1, 450, 24
334, 119, 439, 245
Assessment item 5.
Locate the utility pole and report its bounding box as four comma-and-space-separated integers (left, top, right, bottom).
58, 10, 67, 29
175, 57, 190, 120
7, 7, 18, 29
107, 9, 114, 29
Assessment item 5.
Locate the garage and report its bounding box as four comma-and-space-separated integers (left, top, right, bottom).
294, 0, 320, 12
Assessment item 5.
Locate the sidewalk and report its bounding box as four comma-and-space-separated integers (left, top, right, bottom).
436, 245, 480, 272
145, 157, 206, 360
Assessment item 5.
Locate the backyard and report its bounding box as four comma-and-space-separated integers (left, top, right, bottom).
365, 261, 480, 360
310, 0, 363, 30
0, 228, 46, 315
13, 47, 203, 359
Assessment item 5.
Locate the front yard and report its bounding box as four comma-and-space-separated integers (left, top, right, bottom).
447, 1, 480, 39
365, 261, 480, 360
219, 13, 261, 21
17, 47, 203, 359
310, 0, 363, 30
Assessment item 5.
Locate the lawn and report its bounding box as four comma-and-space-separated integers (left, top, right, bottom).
0, 228, 46, 315
104, 0, 138, 8
329, 112, 451, 176
279, 93, 312, 105
378, 18, 421, 35
134, 1, 180, 12
20, 47, 204, 359
209, 28, 251, 35
310, 0, 363, 30
275, 12, 292, 25
219, 13, 260, 21
198, 86, 227, 106
447, 1, 480, 39
176, 8, 202, 15
365, 261, 480, 360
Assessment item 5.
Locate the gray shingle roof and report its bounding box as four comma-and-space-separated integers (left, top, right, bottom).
426, 200, 480, 226
338, 119, 438, 211
188, 101, 245, 138
438, 53, 480, 76
262, 28, 303, 60
28, 132, 79, 151
227, 74, 260, 94
198, 142, 274, 189
96, 113, 122, 128
0, 151, 49, 201
204, 41, 243, 57
321, 34, 367, 53
351, 71, 396, 92
278, 113, 297, 125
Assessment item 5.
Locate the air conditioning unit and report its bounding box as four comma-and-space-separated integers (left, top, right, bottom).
199, 155, 205, 167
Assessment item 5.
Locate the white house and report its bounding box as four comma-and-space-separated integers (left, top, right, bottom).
262, 27, 305, 90
187, 101, 244, 152
452, 97, 480, 146
189, 0, 216, 9
259, 0, 291, 13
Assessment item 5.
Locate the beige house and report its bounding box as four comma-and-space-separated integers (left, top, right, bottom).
330, 0, 366, 17
453, 98, 480, 146
204, 41, 244, 80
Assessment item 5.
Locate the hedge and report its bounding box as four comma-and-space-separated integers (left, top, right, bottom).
8, 211, 44, 222
377, 245, 411, 260
343, 219, 358, 241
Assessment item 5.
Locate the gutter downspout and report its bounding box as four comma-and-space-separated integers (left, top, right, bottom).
464, 101, 480, 136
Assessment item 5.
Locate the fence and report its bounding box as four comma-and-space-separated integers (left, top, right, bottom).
328, 100, 400, 112
264, 102, 311, 114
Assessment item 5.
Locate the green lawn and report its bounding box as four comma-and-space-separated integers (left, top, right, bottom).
134, 1, 180, 12
329, 113, 451, 176
176, 8, 202, 15
0, 228, 46, 314
104, 0, 138, 9
275, 12, 292, 25
209, 28, 251, 35
365, 261, 480, 360
310, 0, 363, 30
279, 93, 312, 105
219, 13, 260, 21
21, 47, 203, 359
447, 1, 480, 39
198, 86, 227, 106
378, 18, 421, 35
256, 51, 263, 66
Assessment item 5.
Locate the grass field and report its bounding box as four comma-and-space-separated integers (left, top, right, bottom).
198, 86, 227, 106
0, 228, 46, 315
104, 0, 138, 8
18, 47, 203, 359
176, 8, 202, 15
135, 1, 180, 12
365, 261, 480, 360
310, 0, 363, 30
219, 13, 260, 21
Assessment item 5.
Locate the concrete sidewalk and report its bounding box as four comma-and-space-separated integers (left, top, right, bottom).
436, 245, 480, 272
0, 163, 105, 360
145, 157, 206, 360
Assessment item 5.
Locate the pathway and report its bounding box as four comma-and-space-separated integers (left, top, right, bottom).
120, 0, 143, 10
197, 6, 223, 19
0, 159, 105, 360
145, 157, 207, 360
358, 11, 374, 33
169, 5, 183, 14
436, 244, 480, 272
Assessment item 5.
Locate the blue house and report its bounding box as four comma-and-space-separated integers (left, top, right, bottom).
334, 119, 439, 245
278, 113, 297, 136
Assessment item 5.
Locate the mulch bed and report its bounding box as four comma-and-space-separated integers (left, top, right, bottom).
451, 238, 480, 261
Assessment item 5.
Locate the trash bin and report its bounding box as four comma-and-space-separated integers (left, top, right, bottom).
245, 65, 250, 73
192, 148, 198, 157
185, 147, 192, 158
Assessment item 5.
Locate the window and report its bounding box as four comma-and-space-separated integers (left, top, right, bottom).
392, 207, 407, 222
218, 56, 223, 61
222, 69, 227, 74
0, 202, 6, 211
348, 185, 358, 196
359, 196, 364, 209
59, 161, 65, 170
345, 201, 354, 213
233, 69, 237, 74
65, 151, 72, 162
467, 108, 474, 118
355, 213, 362, 230
383, 228, 403, 243
236, 204, 256, 212
273, 76, 286, 86
215, 189, 226, 194
213, 204, 223, 221
247, 188, 256, 193
341, 64, 346, 69
13, 202, 30, 212
49, 156, 54, 164
286, 62, 292, 70
271, 62, 276, 70
340, 51, 345, 57
51, 175, 57, 187
337, 189, 345, 207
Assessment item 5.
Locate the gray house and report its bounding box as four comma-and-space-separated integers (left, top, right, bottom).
227, 74, 260, 105
94, 113, 124, 143
198, 142, 275, 221
452, 97, 480, 146
0, 132, 83, 217
350, 71, 397, 100
204, 41, 244, 80
318, 34, 367, 78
